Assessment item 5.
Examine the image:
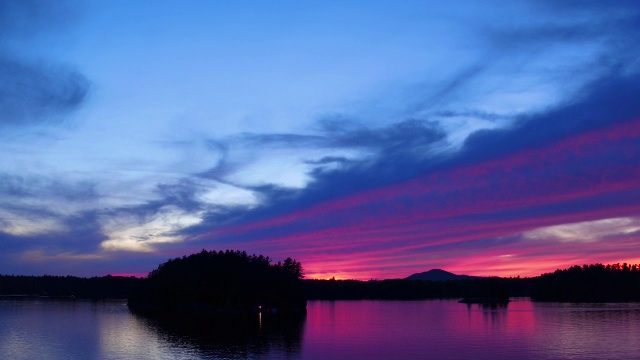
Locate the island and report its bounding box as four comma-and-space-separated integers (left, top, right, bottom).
127, 250, 306, 317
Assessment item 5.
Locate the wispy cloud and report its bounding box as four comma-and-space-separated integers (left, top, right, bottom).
100, 206, 203, 252
20, 248, 106, 263
524, 217, 640, 243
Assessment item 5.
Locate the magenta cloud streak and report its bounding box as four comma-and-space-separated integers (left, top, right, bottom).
190, 118, 640, 279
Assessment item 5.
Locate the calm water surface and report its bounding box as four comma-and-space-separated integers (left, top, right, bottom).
1, 298, 640, 359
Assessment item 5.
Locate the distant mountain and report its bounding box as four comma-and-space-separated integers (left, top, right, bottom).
406, 269, 476, 281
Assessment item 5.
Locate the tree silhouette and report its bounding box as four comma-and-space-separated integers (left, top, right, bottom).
531, 263, 640, 302
128, 250, 306, 316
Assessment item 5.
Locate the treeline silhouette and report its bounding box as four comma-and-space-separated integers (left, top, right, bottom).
128, 250, 306, 316
304, 277, 527, 300
0, 274, 141, 299
530, 263, 640, 302
2, 262, 640, 303
306, 263, 640, 302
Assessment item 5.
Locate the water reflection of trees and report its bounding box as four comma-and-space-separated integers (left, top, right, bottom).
132, 312, 306, 359
466, 302, 509, 310
462, 301, 511, 333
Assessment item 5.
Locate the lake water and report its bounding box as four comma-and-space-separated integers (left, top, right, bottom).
1, 298, 640, 359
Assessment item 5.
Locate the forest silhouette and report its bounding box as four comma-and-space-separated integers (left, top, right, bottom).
128, 250, 306, 316
2, 253, 640, 304
530, 263, 640, 302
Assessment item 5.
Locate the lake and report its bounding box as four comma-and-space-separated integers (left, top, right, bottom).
1, 298, 640, 359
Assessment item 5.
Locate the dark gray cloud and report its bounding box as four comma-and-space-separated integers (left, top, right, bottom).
328, 118, 444, 151
229, 118, 444, 154
0, 173, 98, 202
0, 0, 88, 129
0, 56, 89, 127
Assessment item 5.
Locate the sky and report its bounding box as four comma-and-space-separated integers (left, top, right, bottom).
2, 0, 640, 280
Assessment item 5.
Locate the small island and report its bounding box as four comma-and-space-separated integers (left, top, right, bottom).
127, 250, 306, 317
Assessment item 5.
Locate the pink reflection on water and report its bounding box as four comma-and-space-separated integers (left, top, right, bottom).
302, 299, 537, 360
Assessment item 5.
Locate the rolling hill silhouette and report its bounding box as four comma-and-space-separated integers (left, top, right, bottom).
406, 269, 477, 281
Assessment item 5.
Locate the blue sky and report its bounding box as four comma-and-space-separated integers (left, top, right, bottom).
2, 0, 640, 278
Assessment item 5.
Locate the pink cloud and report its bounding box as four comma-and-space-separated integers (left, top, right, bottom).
192, 119, 640, 279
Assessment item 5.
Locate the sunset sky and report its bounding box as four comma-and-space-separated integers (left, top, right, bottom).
2, 0, 640, 279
